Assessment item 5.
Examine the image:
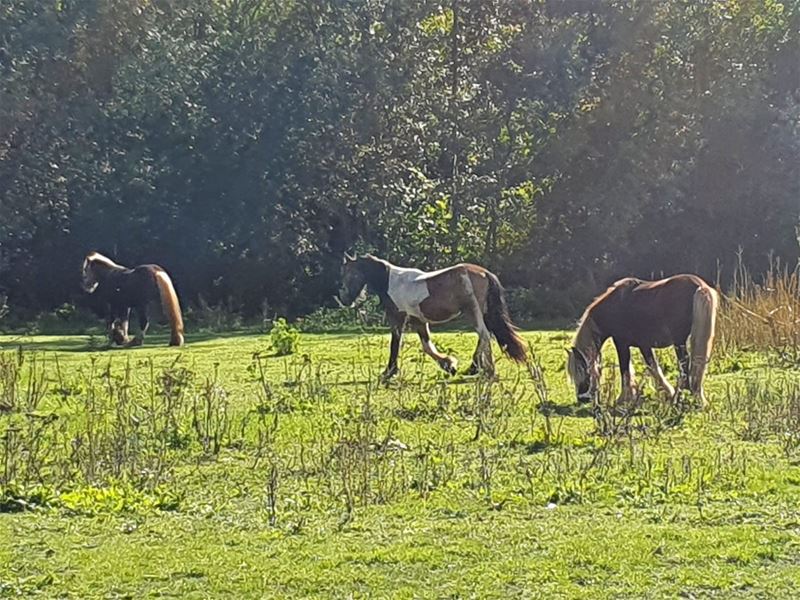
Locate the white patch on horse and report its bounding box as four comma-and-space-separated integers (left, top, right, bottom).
387, 266, 431, 320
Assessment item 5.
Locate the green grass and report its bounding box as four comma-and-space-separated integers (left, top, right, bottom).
1, 329, 799, 598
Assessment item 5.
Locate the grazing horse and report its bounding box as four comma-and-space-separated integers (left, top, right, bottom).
338, 254, 527, 379
566, 274, 718, 407
81, 252, 185, 347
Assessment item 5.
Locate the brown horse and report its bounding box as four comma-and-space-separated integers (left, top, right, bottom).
81, 252, 185, 347
338, 254, 527, 379
567, 274, 718, 407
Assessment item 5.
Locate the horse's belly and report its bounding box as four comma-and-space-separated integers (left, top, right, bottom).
633, 324, 681, 348
425, 310, 461, 325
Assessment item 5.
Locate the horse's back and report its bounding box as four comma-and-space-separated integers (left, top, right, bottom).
597, 274, 709, 346
104, 265, 161, 306
388, 262, 494, 322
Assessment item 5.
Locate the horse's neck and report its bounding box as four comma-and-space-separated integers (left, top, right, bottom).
96, 263, 127, 284
360, 258, 390, 296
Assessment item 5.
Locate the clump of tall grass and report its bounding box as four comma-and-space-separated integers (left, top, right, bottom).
718, 256, 799, 354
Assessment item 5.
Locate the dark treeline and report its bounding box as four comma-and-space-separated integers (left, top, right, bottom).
1, 0, 798, 320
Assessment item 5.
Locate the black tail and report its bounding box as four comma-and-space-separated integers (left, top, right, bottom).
484, 273, 527, 363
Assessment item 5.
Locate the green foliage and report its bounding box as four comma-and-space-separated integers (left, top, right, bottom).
0, 1, 797, 318
269, 318, 300, 356
59, 483, 180, 515
298, 296, 385, 333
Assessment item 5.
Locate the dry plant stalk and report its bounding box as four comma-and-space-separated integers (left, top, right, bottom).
718, 255, 800, 353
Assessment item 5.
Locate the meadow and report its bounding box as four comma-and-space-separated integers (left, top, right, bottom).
0, 305, 799, 599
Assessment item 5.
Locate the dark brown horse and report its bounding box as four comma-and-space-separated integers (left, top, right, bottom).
567, 274, 718, 406
81, 252, 185, 347
338, 254, 526, 379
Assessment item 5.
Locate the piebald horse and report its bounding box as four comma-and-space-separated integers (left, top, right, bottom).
81, 252, 185, 347
338, 254, 526, 379
567, 274, 718, 407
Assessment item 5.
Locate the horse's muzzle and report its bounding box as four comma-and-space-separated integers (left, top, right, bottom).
333, 294, 350, 309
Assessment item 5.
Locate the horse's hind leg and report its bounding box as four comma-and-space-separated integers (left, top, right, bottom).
465, 301, 493, 376
411, 319, 457, 375
640, 347, 675, 398
675, 343, 690, 390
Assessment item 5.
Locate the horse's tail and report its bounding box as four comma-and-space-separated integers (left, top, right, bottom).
484, 273, 527, 363
689, 284, 718, 398
153, 268, 185, 346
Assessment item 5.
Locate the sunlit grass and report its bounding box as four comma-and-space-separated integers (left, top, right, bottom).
0, 328, 799, 598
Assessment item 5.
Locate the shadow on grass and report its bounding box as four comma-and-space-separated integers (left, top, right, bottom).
537, 401, 594, 419
0, 329, 269, 353
503, 438, 564, 454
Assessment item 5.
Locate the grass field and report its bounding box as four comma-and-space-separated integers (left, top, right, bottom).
1, 328, 799, 598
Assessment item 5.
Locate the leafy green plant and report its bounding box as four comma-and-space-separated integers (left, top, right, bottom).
270, 318, 300, 356
298, 297, 385, 333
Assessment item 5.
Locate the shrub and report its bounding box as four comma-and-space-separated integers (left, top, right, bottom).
297, 296, 385, 332
270, 318, 300, 356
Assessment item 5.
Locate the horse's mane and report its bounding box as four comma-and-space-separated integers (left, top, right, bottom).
567, 283, 617, 387
572, 281, 621, 352
84, 251, 125, 272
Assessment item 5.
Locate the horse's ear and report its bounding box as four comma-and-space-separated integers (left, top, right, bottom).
343, 251, 355, 263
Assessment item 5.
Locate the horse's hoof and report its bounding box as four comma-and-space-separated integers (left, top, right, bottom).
380, 367, 398, 382
439, 357, 458, 376
465, 363, 480, 376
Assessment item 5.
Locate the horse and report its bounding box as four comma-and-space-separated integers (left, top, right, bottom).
338, 253, 527, 379
81, 252, 185, 347
566, 274, 718, 407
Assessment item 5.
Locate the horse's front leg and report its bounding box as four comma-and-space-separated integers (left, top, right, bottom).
614, 339, 635, 404
411, 319, 457, 376
110, 306, 131, 346
105, 309, 115, 346
127, 304, 149, 347
640, 347, 675, 398
381, 316, 406, 381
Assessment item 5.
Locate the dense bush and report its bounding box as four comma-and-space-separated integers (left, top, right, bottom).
1, 1, 797, 320
270, 318, 300, 356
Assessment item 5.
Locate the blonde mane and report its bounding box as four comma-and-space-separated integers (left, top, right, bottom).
572, 313, 600, 355
571, 281, 621, 354
566, 283, 619, 388
84, 251, 125, 273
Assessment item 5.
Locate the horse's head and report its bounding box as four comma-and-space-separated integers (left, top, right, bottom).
81, 254, 100, 293
82, 251, 124, 293
338, 253, 367, 307
566, 346, 601, 404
